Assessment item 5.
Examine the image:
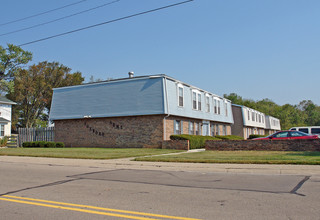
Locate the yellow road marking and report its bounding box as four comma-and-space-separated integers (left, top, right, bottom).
0, 195, 201, 220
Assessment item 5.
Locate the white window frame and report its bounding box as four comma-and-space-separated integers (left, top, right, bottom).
177, 84, 184, 107
191, 89, 201, 111
189, 121, 194, 135
224, 101, 228, 116
0, 124, 4, 137
197, 93, 202, 111
206, 95, 210, 112
174, 120, 182, 135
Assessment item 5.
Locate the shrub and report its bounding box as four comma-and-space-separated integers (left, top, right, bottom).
0, 136, 8, 147
55, 142, 65, 148
215, 135, 244, 140
170, 134, 220, 149
248, 134, 267, 139
22, 141, 65, 148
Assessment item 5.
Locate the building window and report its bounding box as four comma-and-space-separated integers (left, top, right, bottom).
198, 94, 201, 111
0, 124, 4, 136
223, 125, 227, 135
178, 86, 184, 107
192, 92, 197, 109
217, 100, 221, 114
213, 99, 217, 114
195, 123, 201, 135
215, 124, 220, 135
174, 120, 182, 134
252, 112, 255, 121
248, 111, 250, 121
211, 124, 215, 136
206, 96, 210, 112
189, 122, 194, 135
225, 102, 228, 116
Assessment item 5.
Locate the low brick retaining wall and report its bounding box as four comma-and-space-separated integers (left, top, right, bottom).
162, 140, 189, 150
205, 139, 320, 151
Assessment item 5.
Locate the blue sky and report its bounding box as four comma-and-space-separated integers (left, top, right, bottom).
1, 0, 319, 105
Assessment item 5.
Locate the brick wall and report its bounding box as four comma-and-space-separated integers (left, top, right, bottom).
231, 105, 244, 137
162, 140, 189, 150
205, 139, 320, 151
54, 115, 164, 148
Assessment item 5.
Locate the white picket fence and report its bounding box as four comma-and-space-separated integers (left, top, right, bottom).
18, 127, 55, 147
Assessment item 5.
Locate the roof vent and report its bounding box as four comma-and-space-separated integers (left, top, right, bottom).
128, 72, 134, 78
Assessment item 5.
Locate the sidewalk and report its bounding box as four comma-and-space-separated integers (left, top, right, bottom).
1, 155, 320, 176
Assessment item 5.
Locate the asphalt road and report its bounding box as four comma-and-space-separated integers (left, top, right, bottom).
0, 157, 319, 220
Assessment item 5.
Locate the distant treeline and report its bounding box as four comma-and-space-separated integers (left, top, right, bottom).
224, 93, 320, 130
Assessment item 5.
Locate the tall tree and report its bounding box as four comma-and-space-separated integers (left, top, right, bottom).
7, 61, 84, 128
0, 44, 32, 80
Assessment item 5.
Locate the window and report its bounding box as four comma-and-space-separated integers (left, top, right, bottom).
252, 112, 255, 121
189, 122, 194, 135
215, 124, 220, 135
192, 92, 197, 109
211, 124, 215, 136
217, 100, 221, 114
298, 128, 308, 133
223, 125, 227, 135
213, 99, 217, 114
225, 102, 228, 116
262, 116, 264, 123
178, 86, 184, 107
311, 128, 320, 135
248, 111, 250, 120
206, 96, 210, 112
198, 94, 201, 111
195, 123, 201, 135
290, 131, 304, 137
274, 132, 288, 138
174, 120, 182, 134
0, 125, 4, 136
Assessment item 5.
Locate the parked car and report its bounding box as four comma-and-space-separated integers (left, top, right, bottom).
289, 126, 320, 137
253, 130, 319, 140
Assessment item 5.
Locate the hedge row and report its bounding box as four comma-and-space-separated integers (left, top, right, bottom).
248, 134, 268, 139
22, 141, 65, 148
170, 134, 244, 149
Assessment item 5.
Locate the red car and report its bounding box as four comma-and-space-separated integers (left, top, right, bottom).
253, 130, 319, 140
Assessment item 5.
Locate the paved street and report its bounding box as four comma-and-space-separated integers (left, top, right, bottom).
0, 156, 320, 220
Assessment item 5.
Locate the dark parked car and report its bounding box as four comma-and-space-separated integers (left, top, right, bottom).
253, 130, 319, 140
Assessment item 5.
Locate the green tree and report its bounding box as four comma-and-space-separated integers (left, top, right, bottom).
0, 44, 32, 80
7, 61, 84, 128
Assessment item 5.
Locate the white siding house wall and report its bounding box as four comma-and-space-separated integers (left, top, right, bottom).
0, 104, 12, 137
241, 106, 266, 129
265, 115, 281, 130
165, 78, 233, 124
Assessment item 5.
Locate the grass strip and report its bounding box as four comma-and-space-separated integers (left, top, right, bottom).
0, 148, 182, 159
134, 151, 320, 165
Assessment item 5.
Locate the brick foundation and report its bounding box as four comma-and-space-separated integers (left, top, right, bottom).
205, 139, 320, 151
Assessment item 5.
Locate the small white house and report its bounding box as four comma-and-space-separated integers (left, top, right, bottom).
0, 96, 15, 138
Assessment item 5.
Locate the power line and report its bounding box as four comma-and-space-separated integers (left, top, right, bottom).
18, 0, 194, 47
0, 0, 120, 37
0, 0, 88, 27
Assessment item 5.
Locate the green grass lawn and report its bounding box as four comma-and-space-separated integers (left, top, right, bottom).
0, 148, 182, 159
134, 151, 320, 165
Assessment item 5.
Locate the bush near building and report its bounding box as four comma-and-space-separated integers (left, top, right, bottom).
22, 141, 65, 148
170, 134, 243, 149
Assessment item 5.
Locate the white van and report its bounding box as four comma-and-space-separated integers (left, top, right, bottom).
289, 126, 320, 137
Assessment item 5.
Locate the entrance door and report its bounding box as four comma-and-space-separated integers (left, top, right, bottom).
202, 122, 210, 136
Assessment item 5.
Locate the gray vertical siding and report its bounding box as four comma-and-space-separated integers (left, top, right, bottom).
49, 77, 165, 120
